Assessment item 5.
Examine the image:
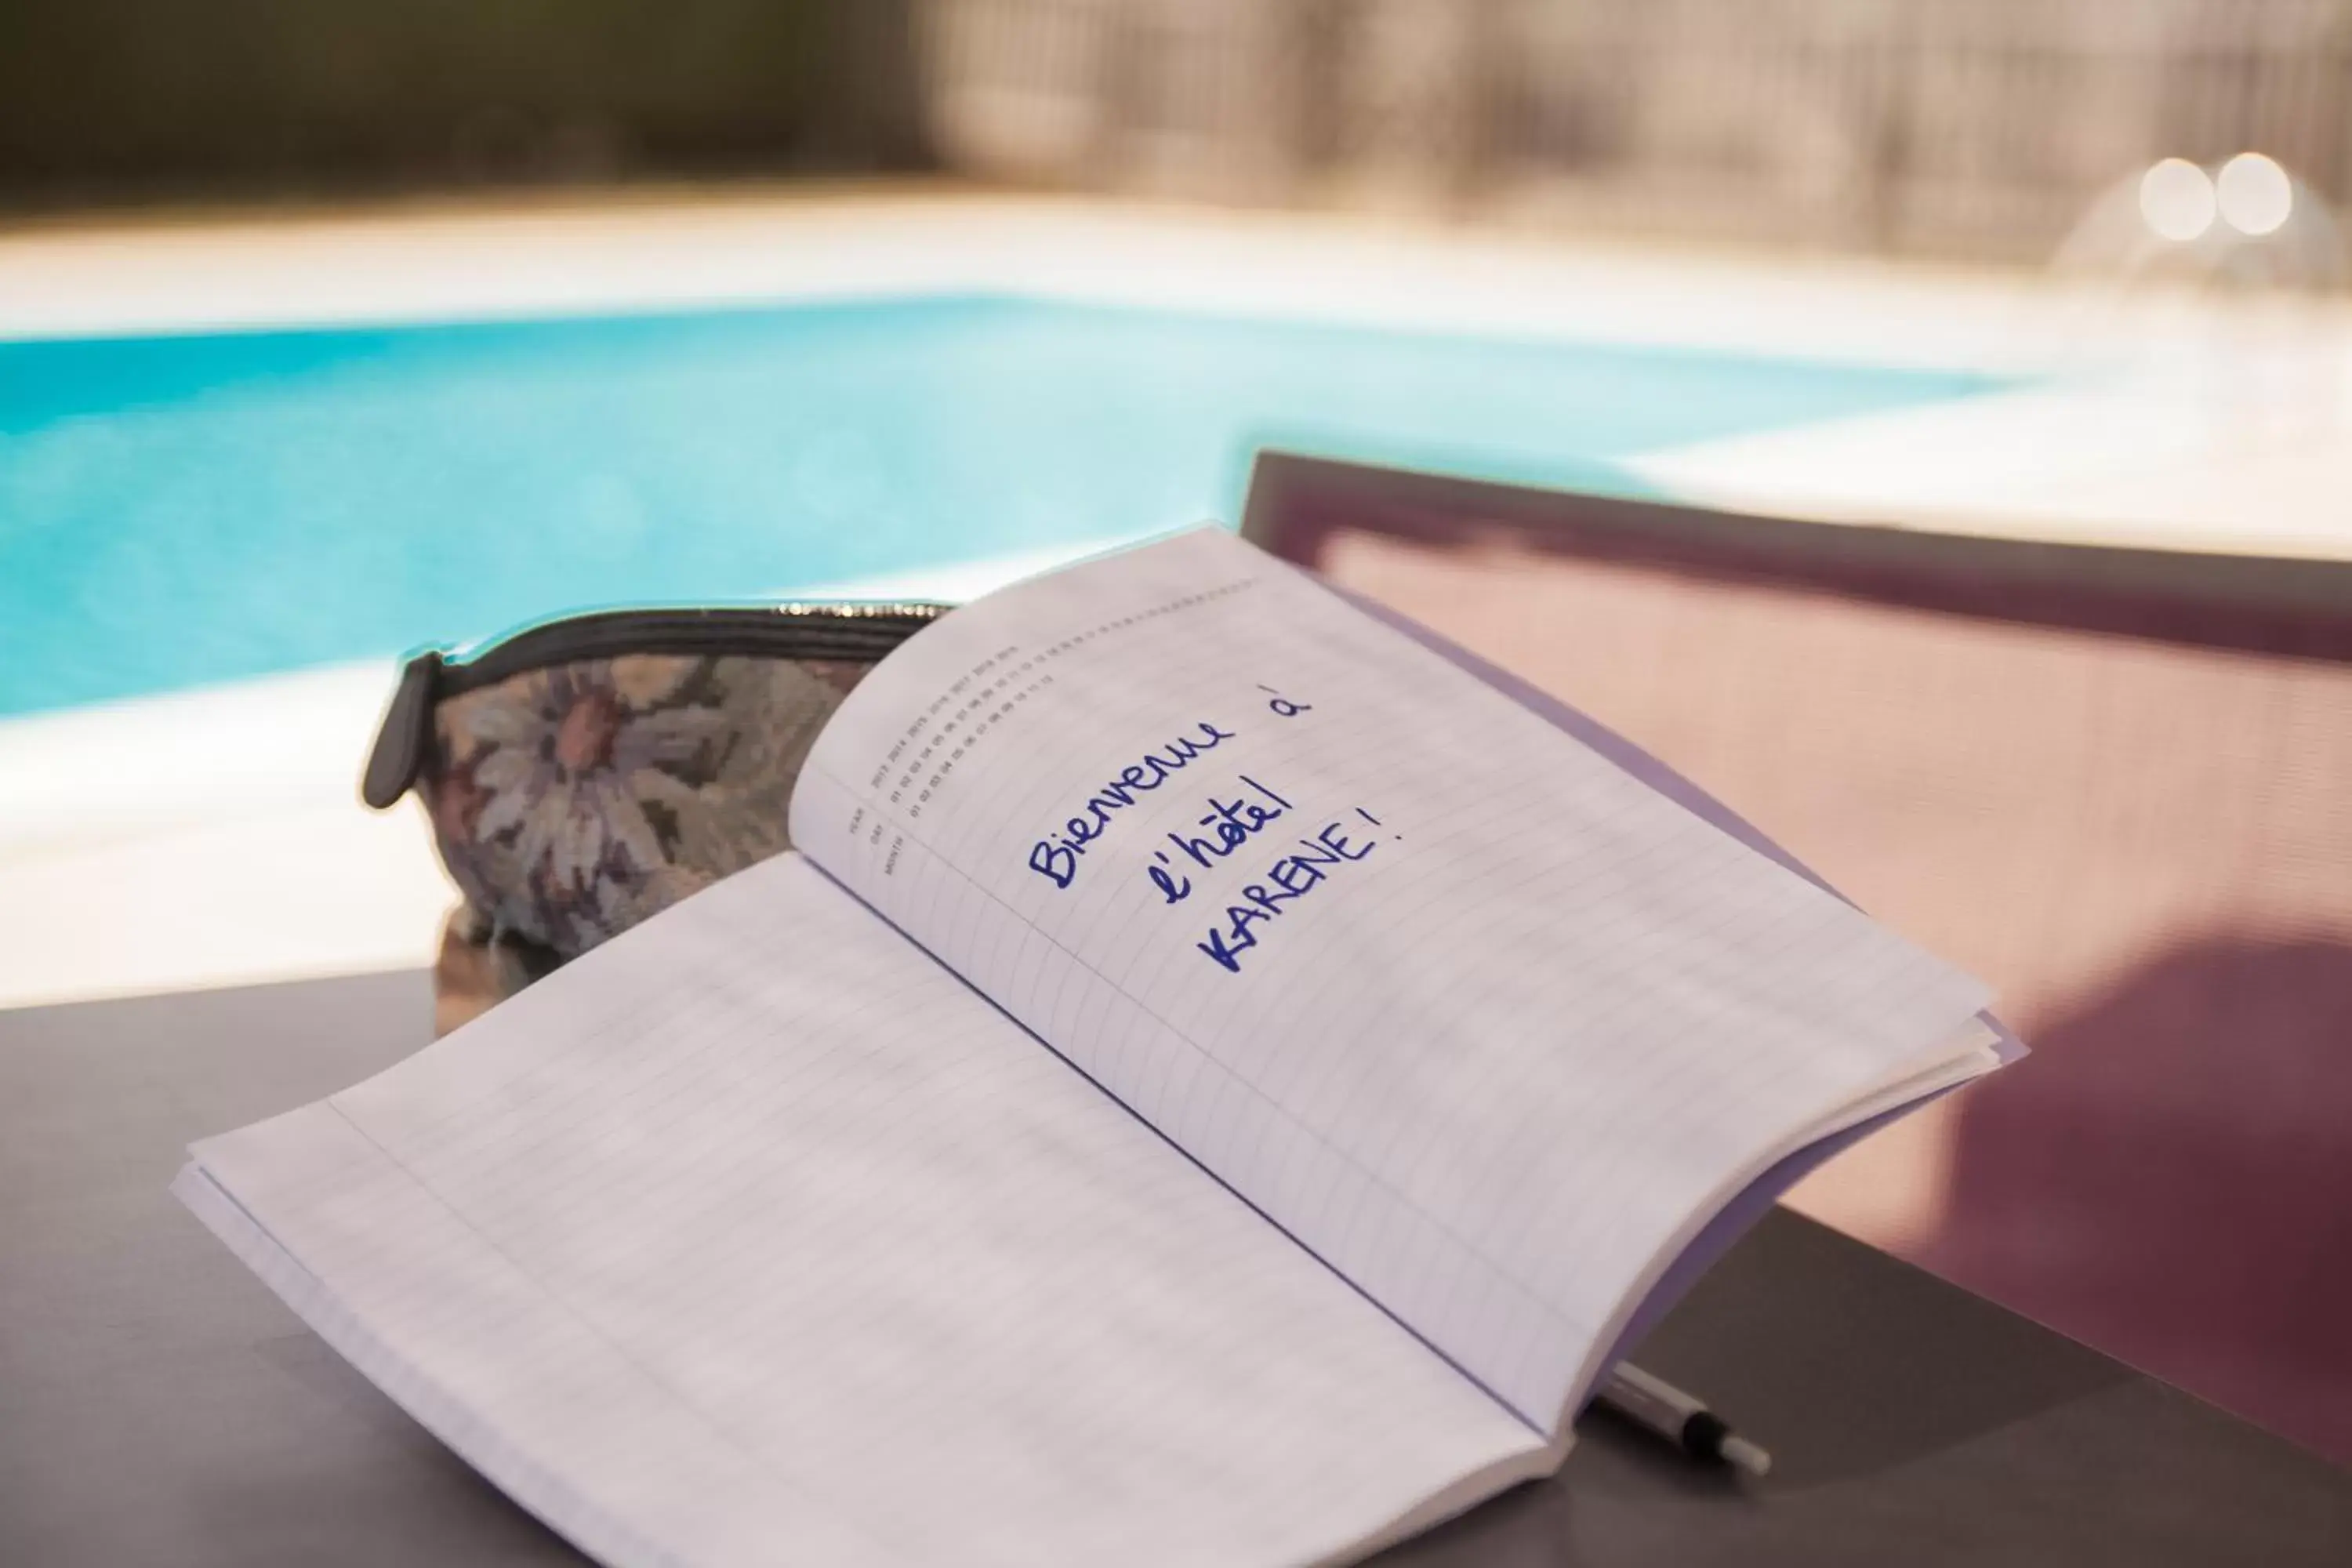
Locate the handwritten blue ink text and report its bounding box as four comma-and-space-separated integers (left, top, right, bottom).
1026, 721, 1237, 890
1195, 815, 1380, 974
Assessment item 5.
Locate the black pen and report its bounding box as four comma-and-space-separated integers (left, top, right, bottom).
1595, 1364, 1772, 1477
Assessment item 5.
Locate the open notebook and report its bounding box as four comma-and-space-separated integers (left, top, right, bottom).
178, 528, 2006, 1568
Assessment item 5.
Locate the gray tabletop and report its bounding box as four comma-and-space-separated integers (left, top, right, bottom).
5, 971, 2347, 1566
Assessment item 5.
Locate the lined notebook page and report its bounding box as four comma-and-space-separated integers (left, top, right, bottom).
790, 528, 1992, 1428
186, 855, 1548, 1568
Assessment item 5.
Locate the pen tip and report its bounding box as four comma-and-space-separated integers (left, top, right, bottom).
1720, 1434, 1772, 1478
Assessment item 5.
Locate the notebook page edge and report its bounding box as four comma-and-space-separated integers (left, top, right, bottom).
1309, 1432, 1572, 1568
171, 1159, 680, 1568
1548, 1020, 2005, 1436
182, 851, 1552, 1568
785, 525, 1998, 1428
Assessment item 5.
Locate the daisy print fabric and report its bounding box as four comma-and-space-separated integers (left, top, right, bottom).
423, 654, 871, 957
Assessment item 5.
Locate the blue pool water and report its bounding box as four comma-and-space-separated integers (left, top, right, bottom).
0, 293, 2007, 717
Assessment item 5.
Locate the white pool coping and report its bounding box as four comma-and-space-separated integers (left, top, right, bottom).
0, 531, 1116, 1014
7, 190, 2349, 1014
5, 186, 2346, 1000
8, 188, 2343, 1252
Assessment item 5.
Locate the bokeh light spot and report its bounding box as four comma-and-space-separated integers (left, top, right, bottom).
2216, 151, 2293, 236
2139, 158, 2216, 242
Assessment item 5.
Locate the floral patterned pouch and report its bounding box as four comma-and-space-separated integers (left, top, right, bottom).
362, 603, 946, 971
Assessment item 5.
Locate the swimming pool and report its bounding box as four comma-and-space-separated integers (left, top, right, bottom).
0, 292, 2007, 718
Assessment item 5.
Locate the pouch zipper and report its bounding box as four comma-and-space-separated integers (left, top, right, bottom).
362, 602, 946, 809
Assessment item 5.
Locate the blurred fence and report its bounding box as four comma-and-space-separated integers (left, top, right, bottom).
920, 0, 2352, 260
0, 2, 931, 208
